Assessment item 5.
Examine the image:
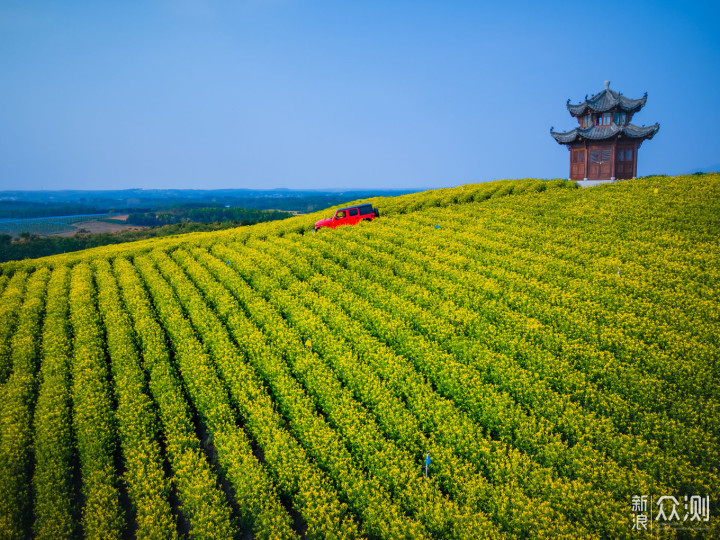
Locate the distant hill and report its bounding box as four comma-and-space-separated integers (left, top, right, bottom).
1, 175, 718, 538
0, 188, 417, 217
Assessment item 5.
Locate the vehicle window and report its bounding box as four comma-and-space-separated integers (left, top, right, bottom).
349, 208, 359, 217
336, 210, 346, 219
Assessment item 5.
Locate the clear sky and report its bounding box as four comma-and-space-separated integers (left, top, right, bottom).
1, 0, 719, 191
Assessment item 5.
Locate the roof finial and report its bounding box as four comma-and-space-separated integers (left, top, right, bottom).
604, 80, 610, 90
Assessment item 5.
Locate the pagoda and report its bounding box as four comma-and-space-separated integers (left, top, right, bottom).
550, 81, 659, 182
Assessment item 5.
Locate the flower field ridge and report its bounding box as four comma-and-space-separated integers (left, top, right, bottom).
0, 174, 718, 538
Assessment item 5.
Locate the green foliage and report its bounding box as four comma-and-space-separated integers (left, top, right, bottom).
0, 221, 266, 264
0, 269, 50, 538
93, 260, 178, 538
126, 206, 291, 226
68, 263, 124, 538
1, 175, 718, 538
114, 257, 236, 538
33, 267, 77, 538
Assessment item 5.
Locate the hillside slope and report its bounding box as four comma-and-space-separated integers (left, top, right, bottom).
0, 175, 718, 539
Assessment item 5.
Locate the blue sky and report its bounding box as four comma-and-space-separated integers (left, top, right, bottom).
1, 0, 719, 190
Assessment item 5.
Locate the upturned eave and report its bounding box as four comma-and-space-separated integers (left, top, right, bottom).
550, 123, 660, 145
567, 88, 647, 117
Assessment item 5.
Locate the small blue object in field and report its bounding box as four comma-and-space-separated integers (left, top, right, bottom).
435, 224, 440, 229
227, 260, 230, 265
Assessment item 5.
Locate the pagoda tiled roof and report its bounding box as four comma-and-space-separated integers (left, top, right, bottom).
550, 123, 660, 144
567, 86, 647, 117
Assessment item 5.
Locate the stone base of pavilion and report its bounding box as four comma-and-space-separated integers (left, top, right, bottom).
574, 178, 634, 188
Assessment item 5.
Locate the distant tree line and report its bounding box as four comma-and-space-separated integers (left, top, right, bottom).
0, 208, 291, 262
1, 191, 416, 220
126, 206, 290, 226
0, 202, 106, 219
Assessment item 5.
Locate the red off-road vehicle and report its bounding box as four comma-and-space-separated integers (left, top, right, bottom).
314, 203, 380, 231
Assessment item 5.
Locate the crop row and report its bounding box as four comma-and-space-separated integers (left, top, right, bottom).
373, 212, 720, 434
167, 247, 505, 539
162, 248, 422, 538
134, 251, 365, 538
0, 269, 50, 538
417, 182, 717, 312
446, 205, 719, 354
152, 246, 470, 539
93, 259, 178, 538
251, 229, 717, 528
128, 255, 301, 539
32, 266, 77, 538
346, 212, 717, 416
113, 258, 237, 538
249, 235, 675, 503
430, 202, 719, 347
0, 271, 28, 385
406, 200, 717, 358
454, 229, 720, 402
213, 240, 638, 536
317, 224, 720, 477
200, 243, 608, 538
488, 176, 720, 291
68, 263, 125, 537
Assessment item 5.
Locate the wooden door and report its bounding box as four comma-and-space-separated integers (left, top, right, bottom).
588, 146, 612, 179
571, 148, 585, 180
615, 147, 634, 179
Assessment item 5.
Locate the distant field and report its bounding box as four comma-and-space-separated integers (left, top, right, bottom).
0, 175, 717, 538
0, 213, 126, 237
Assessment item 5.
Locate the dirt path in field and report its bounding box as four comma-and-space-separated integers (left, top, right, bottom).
56, 218, 146, 236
